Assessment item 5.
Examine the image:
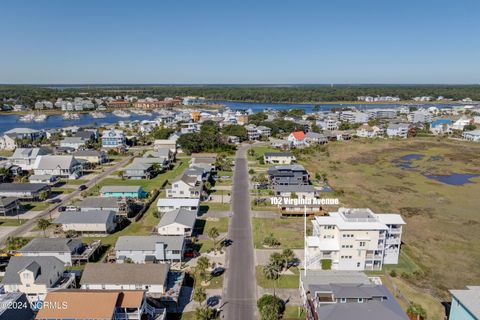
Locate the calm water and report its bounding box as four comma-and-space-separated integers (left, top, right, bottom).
0, 112, 157, 134
394, 153, 479, 186
424, 174, 480, 186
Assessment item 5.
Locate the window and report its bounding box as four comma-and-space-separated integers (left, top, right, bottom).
357, 262, 361, 267
340, 298, 346, 303
358, 298, 364, 303
359, 241, 366, 247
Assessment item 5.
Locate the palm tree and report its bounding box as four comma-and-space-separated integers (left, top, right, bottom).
193, 306, 214, 320
37, 218, 51, 237
263, 263, 280, 297
196, 256, 211, 284
281, 248, 295, 270
192, 287, 206, 306
207, 227, 220, 252
269, 252, 284, 270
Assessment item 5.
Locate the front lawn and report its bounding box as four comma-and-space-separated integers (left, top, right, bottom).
0, 219, 28, 226
21, 202, 51, 211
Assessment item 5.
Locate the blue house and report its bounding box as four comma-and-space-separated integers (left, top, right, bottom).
101, 129, 126, 148
99, 186, 148, 199
449, 286, 480, 320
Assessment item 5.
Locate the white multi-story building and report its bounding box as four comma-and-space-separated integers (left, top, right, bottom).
407, 110, 432, 123
305, 207, 405, 271
339, 111, 369, 124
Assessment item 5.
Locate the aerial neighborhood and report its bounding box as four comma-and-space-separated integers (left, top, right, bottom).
0, 90, 478, 320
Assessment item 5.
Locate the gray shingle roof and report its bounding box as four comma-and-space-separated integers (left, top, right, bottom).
318, 301, 408, 320
0, 292, 34, 319
115, 235, 184, 252
0, 183, 49, 193
157, 208, 196, 228
18, 238, 82, 253
80, 263, 169, 286
274, 185, 315, 192
264, 152, 294, 157
1, 256, 64, 285
54, 210, 115, 224
34, 155, 80, 170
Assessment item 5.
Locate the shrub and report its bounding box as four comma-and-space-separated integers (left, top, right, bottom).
263, 233, 280, 247
321, 259, 332, 270
389, 269, 397, 277
257, 294, 285, 320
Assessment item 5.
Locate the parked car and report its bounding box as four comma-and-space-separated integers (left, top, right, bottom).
184, 251, 199, 258
211, 267, 225, 277
78, 184, 87, 191
58, 206, 66, 212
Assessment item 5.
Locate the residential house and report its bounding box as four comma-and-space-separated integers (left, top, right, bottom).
9, 147, 52, 171
257, 125, 272, 137
156, 198, 200, 213
166, 175, 203, 199
356, 124, 380, 138
300, 270, 408, 320
305, 207, 405, 271
287, 131, 306, 147
54, 210, 117, 235
101, 129, 126, 148
448, 286, 480, 320
180, 122, 200, 134
143, 149, 174, 168
80, 263, 169, 297
77, 196, 132, 218
0, 134, 16, 151
17, 238, 83, 266
463, 129, 480, 142
100, 186, 148, 199
59, 137, 88, 150
268, 165, 309, 186
154, 139, 177, 153
245, 124, 260, 140
72, 149, 108, 164
263, 152, 296, 165
368, 109, 397, 119
0, 197, 20, 216
157, 208, 197, 236
0, 292, 35, 320
122, 158, 157, 180
273, 184, 317, 199
115, 235, 185, 263
36, 290, 163, 320
190, 153, 217, 172
1, 256, 75, 303
304, 132, 328, 145
3, 128, 44, 140
0, 183, 50, 201
28, 174, 57, 185
270, 138, 293, 149
33, 155, 82, 180
430, 119, 453, 135
452, 117, 472, 131
386, 123, 409, 139
183, 96, 206, 105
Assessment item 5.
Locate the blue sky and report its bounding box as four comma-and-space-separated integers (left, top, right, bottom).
0, 0, 479, 84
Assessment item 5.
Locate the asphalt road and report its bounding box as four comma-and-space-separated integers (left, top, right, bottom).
0, 155, 133, 245
223, 144, 256, 320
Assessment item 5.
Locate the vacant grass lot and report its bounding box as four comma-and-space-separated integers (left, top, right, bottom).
0, 219, 27, 226
298, 137, 480, 303
255, 265, 300, 288
252, 217, 309, 249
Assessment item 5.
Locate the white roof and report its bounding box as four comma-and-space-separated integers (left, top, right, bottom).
156, 198, 200, 207
376, 214, 405, 225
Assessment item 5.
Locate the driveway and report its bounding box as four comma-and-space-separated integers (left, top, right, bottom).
222, 144, 256, 320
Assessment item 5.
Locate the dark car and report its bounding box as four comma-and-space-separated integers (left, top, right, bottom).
58, 206, 66, 212
78, 185, 87, 191
211, 267, 225, 277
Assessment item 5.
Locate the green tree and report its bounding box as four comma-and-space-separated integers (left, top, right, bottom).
263, 263, 281, 296
38, 191, 48, 201
221, 124, 247, 141
269, 252, 284, 270
196, 256, 211, 283
37, 218, 51, 237
193, 306, 214, 320
193, 287, 207, 305
281, 248, 295, 270
207, 227, 220, 252
257, 294, 285, 320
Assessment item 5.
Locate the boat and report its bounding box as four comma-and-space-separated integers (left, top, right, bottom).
34, 114, 47, 122
113, 110, 131, 118
91, 111, 106, 119
62, 112, 80, 120
19, 113, 35, 122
